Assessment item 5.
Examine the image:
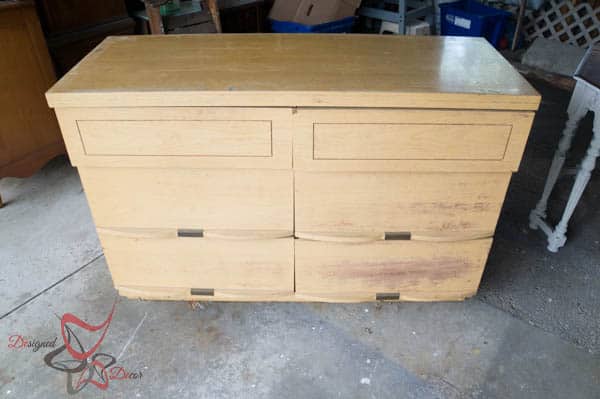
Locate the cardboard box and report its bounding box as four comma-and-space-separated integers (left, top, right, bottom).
269, 0, 362, 25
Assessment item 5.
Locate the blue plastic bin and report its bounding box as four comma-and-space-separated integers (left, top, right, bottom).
439, 0, 511, 48
269, 16, 356, 33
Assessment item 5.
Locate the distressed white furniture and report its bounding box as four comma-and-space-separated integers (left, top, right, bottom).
47, 35, 540, 302
530, 44, 600, 252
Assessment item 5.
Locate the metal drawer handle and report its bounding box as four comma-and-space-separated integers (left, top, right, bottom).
384, 232, 411, 241
191, 288, 214, 296
177, 229, 204, 238
376, 293, 400, 301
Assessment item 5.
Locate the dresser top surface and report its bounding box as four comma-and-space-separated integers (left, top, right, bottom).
47, 34, 540, 110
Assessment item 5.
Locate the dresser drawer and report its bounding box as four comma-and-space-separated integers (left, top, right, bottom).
295, 238, 492, 301
79, 168, 293, 231
99, 231, 294, 293
295, 172, 511, 237
55, 107, 292, 169
294, 109, 534, 172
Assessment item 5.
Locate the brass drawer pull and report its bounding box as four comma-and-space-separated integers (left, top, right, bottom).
384, 232, 411, 241
376, 293, 400, 301
191, 288, 214, 296
177, 229, 204, 238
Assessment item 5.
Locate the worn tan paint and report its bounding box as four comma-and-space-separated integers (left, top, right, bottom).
295, 239, 492, 297
295, 172, 512, 235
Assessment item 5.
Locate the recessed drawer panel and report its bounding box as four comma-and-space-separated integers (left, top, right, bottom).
79, 120, 272, 157
79, 168, 293, 231
295, 172, 511, 237
294, 109, 535, 172
313, 123, 511, 160
295, 238, 492, 301
99, 232, 294, 292
55, 107, 292, 169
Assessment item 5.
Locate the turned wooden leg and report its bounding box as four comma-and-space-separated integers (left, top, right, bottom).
207, 0, 222, 33
547, 111, 600, 252
0, 191, 3, 208
530, 82, 588, 229
144, 1, 165, 34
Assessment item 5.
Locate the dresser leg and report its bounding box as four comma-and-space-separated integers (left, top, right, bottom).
547, 112, 600, 252
530, 82, 587, 229
0, 191, 3, 208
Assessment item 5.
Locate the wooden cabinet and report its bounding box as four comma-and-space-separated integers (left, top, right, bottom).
47, 34, 540, 302
0, 1, 64, 206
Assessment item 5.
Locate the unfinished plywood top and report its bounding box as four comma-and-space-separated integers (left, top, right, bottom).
46, 34, 540, 110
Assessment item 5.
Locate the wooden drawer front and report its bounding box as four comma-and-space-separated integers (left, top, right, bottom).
295, 172, 511, 237
294, 109, 535, 172
314, 123, 510, 160
295, 239, 492, 301
79, 120, 272, 157
79, 168, 293, 231
99, 232, 294, 292
55, 107, 292, 169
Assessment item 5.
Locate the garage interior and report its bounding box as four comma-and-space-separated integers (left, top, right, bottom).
0, 0, 599, 398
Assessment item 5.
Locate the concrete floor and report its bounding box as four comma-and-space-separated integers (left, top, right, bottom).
1, 78, 599, 398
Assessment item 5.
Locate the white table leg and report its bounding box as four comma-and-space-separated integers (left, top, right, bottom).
530, 82, 588, 229
547, 111, 600, 252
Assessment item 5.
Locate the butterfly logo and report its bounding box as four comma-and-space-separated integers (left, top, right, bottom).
43, 303, 116, 394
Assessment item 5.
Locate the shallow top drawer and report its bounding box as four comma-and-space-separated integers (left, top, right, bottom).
294, 109, 535, 172
55, 107, 292, 169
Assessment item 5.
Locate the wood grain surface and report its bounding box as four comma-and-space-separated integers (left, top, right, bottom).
0, 2, 64, 179
46, 35, 540, 110
295, 172, 511, 235
294, 108, 535, 172
295, 239, 493, 300
55, 107, 292, 169
80, 168, 293, 231
100, 233, 294, 292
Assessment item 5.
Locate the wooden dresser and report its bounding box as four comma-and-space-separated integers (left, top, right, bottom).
0, 0, 64, 207
47, 35, 540, 302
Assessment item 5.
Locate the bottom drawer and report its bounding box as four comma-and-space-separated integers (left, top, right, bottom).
99, 231, 294, 294
295, 239, 493, 302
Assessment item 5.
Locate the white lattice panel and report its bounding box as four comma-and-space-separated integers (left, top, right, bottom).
522, 0, 600, 48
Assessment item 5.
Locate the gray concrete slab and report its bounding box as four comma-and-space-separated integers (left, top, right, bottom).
1, 256, 598, 399
0, 157, 101, 317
